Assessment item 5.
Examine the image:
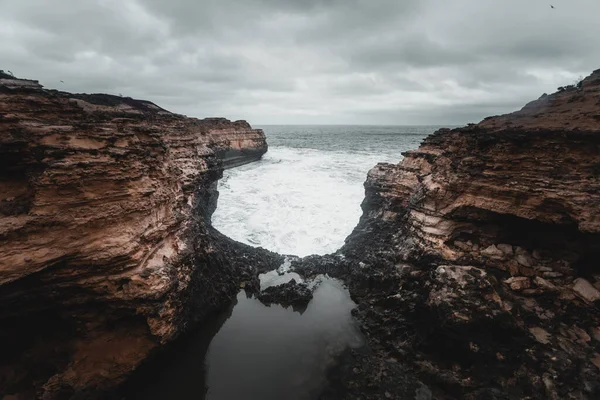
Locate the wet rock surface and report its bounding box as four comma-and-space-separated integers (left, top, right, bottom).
3, 68, 600, 400
294, 70, 600, 399
258, 279, 313, 312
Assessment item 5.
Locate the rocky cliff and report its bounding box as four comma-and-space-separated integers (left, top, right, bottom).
0, 76, 280, 399
298, 70, 600, 399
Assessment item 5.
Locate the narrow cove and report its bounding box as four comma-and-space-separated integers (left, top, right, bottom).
123, 275, 363, 399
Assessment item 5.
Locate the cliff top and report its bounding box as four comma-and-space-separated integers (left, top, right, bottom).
0, 70, 252, 129
478, 69, 600, 132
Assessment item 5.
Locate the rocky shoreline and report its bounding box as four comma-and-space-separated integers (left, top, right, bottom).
0, 75, 281, 399
294, 70, 600, 399
1, 68, 600, 399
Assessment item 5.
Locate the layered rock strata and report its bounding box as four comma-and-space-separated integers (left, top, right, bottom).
0, 76, 279, 399
297, 70, 600, 399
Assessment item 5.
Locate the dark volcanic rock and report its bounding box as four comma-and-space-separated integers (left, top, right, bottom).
257, 279, 313, 312
295, 69, 600, 399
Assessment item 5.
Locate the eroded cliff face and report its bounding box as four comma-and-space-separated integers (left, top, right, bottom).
0, 77, 280, 398
298, 70, 600, 399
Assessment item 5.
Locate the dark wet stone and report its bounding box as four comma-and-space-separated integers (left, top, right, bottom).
257, 279, 313, 312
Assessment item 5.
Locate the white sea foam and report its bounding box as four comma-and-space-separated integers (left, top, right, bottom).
212, 146, 402, 256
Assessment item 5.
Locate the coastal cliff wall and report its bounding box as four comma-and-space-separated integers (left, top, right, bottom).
4, 67, 600, 400
297, 70, 600, 399
0, 77, 278, 398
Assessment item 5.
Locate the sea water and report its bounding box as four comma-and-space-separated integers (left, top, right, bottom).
126, 126, 442, 399
212, 125, 439, 256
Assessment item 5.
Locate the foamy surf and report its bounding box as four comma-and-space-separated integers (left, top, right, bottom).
212, 146, 397, 256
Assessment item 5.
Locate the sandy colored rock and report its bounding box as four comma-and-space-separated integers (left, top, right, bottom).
572, 278, 600, 303
481, 245, 505, 260
534, 276, 558, 292
0, 75, 279, 398
529, 327, 551, 344
504, 276, 531, 291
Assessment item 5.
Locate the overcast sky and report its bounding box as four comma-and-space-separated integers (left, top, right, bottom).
1, 0, 599, 125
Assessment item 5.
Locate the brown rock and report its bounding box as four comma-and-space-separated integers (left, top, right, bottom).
592, 354, 600, 371
516, 253, 534, 267
529, 327, 551, 344
571, 325, 591, 343
292, 68, 600, 400
534, 276, 558, 292
504, 277, 531, 291
0, 76, 278, 397
481, 245, 505, 260
497, 244, 514, 255
572, 278, 600, 303
507, 262, 521, 276
590, 327, 600, 342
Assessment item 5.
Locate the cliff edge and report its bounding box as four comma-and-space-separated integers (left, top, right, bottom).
0, 76, 279, 398
298, 70, 600, 399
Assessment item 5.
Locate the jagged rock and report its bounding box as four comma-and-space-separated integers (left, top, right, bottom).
5, 66, 600, 400
571, 325, 591, 343
504, 276, 531, 291
257, 279, 313, 312
497, 244, 514, 255
572, 278, 600, 303
481, 245, 505, 260
0, 75, 281, 398
515, 253, 534, 267
534, 276, 558, 292
529, 327, 551, 344
295, 68, 600, 399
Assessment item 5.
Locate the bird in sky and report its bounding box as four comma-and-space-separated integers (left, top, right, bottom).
60, 80, 64, 83
550, 4, 555, 8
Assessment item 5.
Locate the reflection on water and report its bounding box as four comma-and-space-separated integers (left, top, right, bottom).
123, 277, 363, 400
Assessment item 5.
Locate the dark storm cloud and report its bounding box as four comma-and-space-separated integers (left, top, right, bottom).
1, 0, 599, 124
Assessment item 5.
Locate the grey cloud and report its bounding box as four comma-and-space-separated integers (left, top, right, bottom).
1, 0, 600, 124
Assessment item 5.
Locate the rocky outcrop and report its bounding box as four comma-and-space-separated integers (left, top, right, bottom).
0, 76, 279, 398
257, 279, 313, 312
296, 70, 600, 399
